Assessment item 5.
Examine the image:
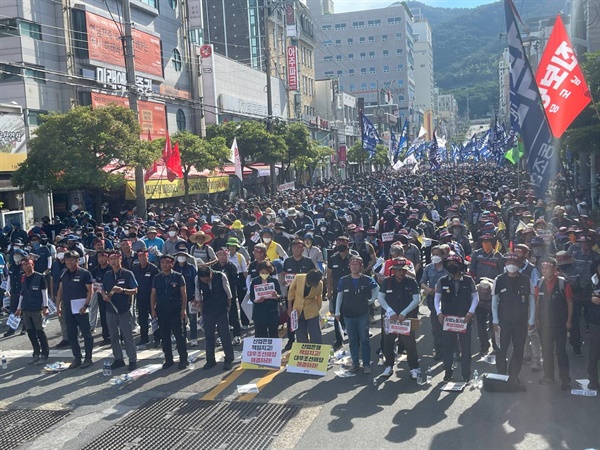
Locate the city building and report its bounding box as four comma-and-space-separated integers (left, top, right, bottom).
435, 90, 458, 140
306, 0, 416, 133
411, 18, 435, 115
498, 48, 510, 126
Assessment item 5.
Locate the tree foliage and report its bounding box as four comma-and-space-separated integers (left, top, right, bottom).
12, 106, 152, 193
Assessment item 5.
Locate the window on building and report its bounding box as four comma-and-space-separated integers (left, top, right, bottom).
24, 67, 45, 83
397, 79, 404, 86
360, 68, 367, 75
334, 23, 347, 30
382, 34, 388, 41
397, 64, 404, 71
324, 55, 333, 61
337, 70, 343, 76
396, 32, 402, 40
136, 0, 158, 8
359, 37, 365, 44
369, 51, 375, 59
168, 0, 176, 8
349, 69, 355, 76
383, 65, 390, 73
323, 40, 332, 46
368, 36, 374, 43
322, 24, 332, 31
0, 18, 42, 40
352, 21, 364, 28
324, 70, 334, 77
335, 39, 341, 46
360, 52, 366, 60
368, 19, 381, 27
347, 38, 353, 45
348, 53, 354, 60
369, 67, 376, 74
388, 17, 402, 24
176, 109, 186, 131
370, 82, 376, 89
172, 48, 182, 71
383, 50, 389, 58
361, 83, 367, 90
349, 84, 356, 92
399, 95, 405, 103
397, 48, 403, 55
0, 64, 20, 82
336, 55, 342, 61
71, 9, 89, 58
27, 109, 48, 126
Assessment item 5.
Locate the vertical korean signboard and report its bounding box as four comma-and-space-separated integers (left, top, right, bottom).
287, 45, 298, 91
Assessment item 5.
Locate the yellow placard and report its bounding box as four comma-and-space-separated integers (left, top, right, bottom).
286, 343, 331, 376
0, 153, 26, 172
126, 176, 229, 200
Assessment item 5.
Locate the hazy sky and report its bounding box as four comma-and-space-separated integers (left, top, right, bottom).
334, 0, 497, 13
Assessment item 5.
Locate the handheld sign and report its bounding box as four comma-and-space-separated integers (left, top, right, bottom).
290, 309, 299, 332
241, 338, 282, 370
382, 232, 394, 243
6, 313, 21, 330
287, 343, 331, 376
443, 315, 467, 333
253, 282, 276, 301
284, 273, 296, 286
384, 318, 411, 335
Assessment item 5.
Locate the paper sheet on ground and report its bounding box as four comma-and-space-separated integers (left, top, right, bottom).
237, 384, 259, 394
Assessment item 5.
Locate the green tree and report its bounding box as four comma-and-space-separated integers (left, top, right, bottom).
274, 121, 315, 181
347, 140, 388, 172
12, 105, 154, 218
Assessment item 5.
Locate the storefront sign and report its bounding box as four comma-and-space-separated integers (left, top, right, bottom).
0, 112, 27, 171
125, 176, 229, 200
287, 46, 298, 91
86, 11, 163, 78
95, 66, 152, 94
187, 0, 203, 29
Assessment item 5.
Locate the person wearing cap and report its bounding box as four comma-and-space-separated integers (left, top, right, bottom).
378, 258, 421, 379
195, 265, 235, 370
151, 254, 188, 370
163, 224, 186, 256
226, 237, 248, 333
189, 231, 217, 268
4, 246, 26, 337
127, 228, 147, 254
327, 236, 359, 349
273, 222, 291, 251
56, 251, 94, 369
173, 248, 199, 346
335, 256, 379, 373
90, 249, 112, 343
100, 250, 138, 371
261, 228, 288, 262
30, 234, 52, 276
283, 208, 299, 234
15, 257, 50, 365
242, 215, 261, 255
302, 233, 324, 272
492, 253, 535, 384
350, 227, 377, 275
249, 260, 282, 338
133, 249, 160, 348
434, 253, 479, 382
555, 250, 585, 357
214, 247, 242, 346
536, 257, 573, 390
119, 239, 138, 271
143, 227, 164, 264
420, 245, 449, 361
287, 269, 324, 344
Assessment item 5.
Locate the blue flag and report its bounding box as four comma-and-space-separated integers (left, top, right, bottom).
361, 114, 381, 158
429, 132, 440, 170
396, 119, 409, 162
505, 0, 556, 196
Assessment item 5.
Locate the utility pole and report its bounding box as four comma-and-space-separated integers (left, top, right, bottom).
264, 2, 278, 197
122, 0, 146, 219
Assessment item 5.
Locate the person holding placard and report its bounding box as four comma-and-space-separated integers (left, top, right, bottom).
56, 251, 94, 369
335, 256, 380, 374
434, 253, 479, 382
492, 253, 535, 385
15, 257, 50, 365
287, 270, 323, 344
378, 258, 420, 379
249, 261, 282, 338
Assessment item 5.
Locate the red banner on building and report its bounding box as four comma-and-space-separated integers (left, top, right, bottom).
535, 15, 591, 138
91, 93, 167, 139
86, 12, 163, 78
287, 46, 298, 91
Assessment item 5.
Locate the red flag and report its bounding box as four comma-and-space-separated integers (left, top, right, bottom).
535, 15, 591, 138
144, 131, 158, 182
167, 141, 183, 182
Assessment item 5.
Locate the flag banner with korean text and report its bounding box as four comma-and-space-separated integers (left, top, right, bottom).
535, 15, 591, 138
388, 131, 398, 166
361, 114, 381, 158
505, 0, 557, 197
396, 119, 409, 162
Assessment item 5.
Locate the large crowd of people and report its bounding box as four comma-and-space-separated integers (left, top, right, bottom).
3, 164, 599, 391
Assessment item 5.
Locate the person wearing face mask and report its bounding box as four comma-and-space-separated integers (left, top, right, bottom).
90, 250, 112, 343
50, 244, 70, 347
316, 222, 336, 249
295, 206, 314, 230
214, 247, 242, 346
492, 253, 535, 385
350, 228, 376, 275
132, 249, 160, 348
272, 223, 291, 251
260, 228, 288, 262
243, 215, 261, 255
434, 253, 479, 382
128, 229, 147, 253
30, 234, 52, 276
163, 224, 186, 256
173, 249, 199, 346
249, 261, 282, 338
120, 239, 138, 270
420, 246, 449, 361
4, 246, 27, 337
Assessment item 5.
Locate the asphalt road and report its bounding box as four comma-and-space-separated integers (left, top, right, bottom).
0, 306, 598, 450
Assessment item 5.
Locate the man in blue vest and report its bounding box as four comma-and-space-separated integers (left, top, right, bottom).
15, 256, 50, 365
196, 266, 234, 371
434, 253, 479, 382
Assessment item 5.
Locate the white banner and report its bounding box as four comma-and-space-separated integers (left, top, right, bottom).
277, 181, 296, 192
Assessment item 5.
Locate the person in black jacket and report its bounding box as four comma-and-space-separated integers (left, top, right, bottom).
249, 261, 282, 338
196, 266, 234, 371
132, 249, 160, 347
588, 260, 600, 391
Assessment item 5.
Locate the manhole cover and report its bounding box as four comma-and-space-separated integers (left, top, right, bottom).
0, 409, 71, 450
84, 399, 300, 450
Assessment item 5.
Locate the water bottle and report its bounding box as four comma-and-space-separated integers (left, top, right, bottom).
416, 369, 423, 385
477, 374, 484, 389
426, 366, 432, 384
103, 360, 112, 377
473, 370, 480, 388
1, 355, 7, 370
